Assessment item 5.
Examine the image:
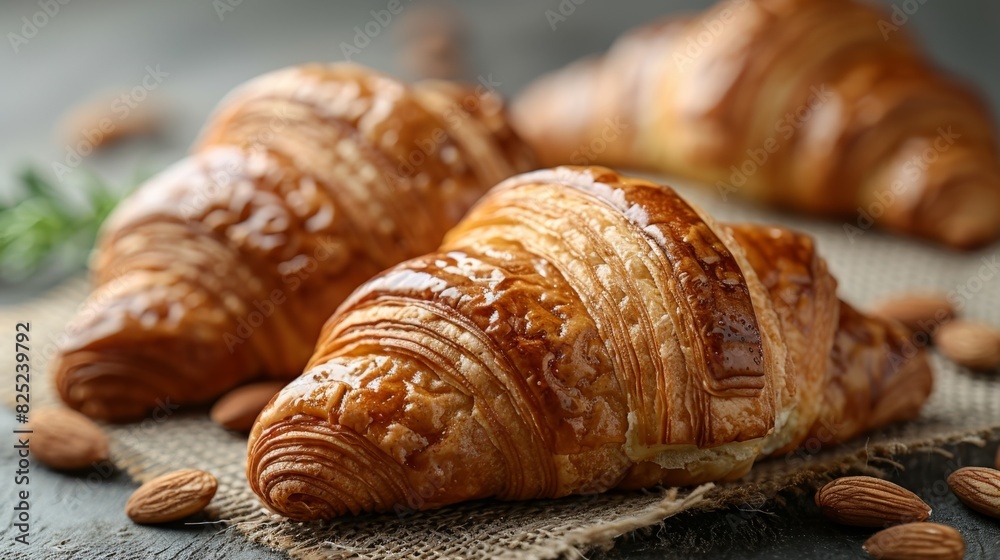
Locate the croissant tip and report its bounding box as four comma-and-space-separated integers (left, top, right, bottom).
248, 415, 417, 521
53, 351, 188, 423
930, 216, 1000, 251
940, 227, 1000, 251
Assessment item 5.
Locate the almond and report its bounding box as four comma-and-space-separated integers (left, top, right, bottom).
870, 292, 954, 335
28, 407, 109, 470
814, 476, 930, 527
995, 447, 1000, 470
863, 522, 964, 560
210, 381, 285, 432
947, 466, 1000, 519
934, 320, 1000, 370
125, 469, 217, 524
59, 91, 162, 151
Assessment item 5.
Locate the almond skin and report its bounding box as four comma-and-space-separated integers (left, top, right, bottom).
210, 381, 285, 432
870, 292, 954, 335
947, 466, 1000, 519
28, 407, 109, 470
125, 469, 217, 524
863, 522, 964, 560
934, 320, 1000, 370
815, 476, 930, 527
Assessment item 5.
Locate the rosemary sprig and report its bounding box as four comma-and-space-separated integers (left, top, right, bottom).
0, 167, 137, 282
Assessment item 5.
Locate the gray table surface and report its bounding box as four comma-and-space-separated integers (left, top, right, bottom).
3, 1, 1000, 558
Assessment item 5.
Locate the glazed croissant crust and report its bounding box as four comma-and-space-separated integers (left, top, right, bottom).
513, 0, 1000, 249
248, 166, 932, 520
53, 63, 534, 421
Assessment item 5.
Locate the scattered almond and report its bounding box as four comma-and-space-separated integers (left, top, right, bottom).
210, 381, 285, 432
870, 292, 954, 335
934, 320, 1000, 370
814, 476, 930, 527
58, 90, 162, 151
947, 466, 1000, 519
28, 407, 109, 470
393, 2, 469, 80
125, 469, 217, 524
863, 522, 964, 560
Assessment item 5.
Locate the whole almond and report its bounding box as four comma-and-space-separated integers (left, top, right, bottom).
863, 522, 964, 560
934, 320, 1000, 370
995, 447, 1000, 470
126, 469, 217, 524
947, 466, 1000, 519
210, 381, 285, 432
59, 91, 162, 150
814, 476, 930, 527
870, 292, 954, 335
27, 407, 109, 470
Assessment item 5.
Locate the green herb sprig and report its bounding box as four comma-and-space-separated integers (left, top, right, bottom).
0, 167, 136, 282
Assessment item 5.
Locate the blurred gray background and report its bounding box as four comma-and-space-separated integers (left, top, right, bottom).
1, 0, 999, 203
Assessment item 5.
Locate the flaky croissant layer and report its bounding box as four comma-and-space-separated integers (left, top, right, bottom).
513, 0, 1000, 249
248, 167, 931, 520
53, 63, 534, 421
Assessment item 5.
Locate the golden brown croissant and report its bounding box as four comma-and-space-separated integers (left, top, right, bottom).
247, 166, 931, 519
512, 0, 1000, 249
53, 63, 534, 422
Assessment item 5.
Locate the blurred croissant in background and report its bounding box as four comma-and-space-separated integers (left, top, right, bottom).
53, 63, 534, 422
514, 0, 1000, 249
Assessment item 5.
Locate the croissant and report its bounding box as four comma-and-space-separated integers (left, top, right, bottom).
512, 0, 1000, 249
53, 63, 534, 421
247, 166, 932, 520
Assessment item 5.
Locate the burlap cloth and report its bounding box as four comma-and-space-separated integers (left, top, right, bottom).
3, 179, 1000, 559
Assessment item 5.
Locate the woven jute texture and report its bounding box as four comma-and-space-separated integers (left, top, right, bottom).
3, 178, 1000, 559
